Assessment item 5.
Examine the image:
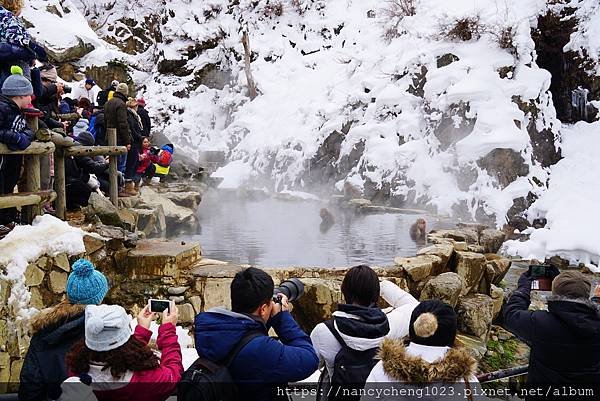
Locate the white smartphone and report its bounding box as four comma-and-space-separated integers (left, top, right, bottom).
149, 299, 170, 313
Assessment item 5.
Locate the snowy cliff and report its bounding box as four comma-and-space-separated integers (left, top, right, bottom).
18, 0, 600, 266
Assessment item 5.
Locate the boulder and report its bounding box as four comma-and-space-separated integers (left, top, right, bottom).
168, 286, 189, 295
178, 303, 195, 324
132, 206, 167, 237
293, 278, 343, 331
25, 264, 45, 287
457, 294, 494, 340
420, 272, 464, 308
45, 37, 95, 63
49, 271, 68, 294
490, 284, 504, 319
455, 333, 488, 360
428, 229, 479, 245
479, 229, 506, 254
87, 193, 133, 230
417, 243, 454, 274
455, 251, 487, 295
139, 187, 197, 231
162, 191, 202, 210
394, 255, 442, 282
0, 352, 10, 393
484, 255, 511, 285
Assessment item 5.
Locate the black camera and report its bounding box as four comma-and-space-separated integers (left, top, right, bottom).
273, 278, 304, 303
149, 146, 160, 155
63, 85, 72, 94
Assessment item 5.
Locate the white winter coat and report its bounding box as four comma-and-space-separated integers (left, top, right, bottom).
362, 340, 482, 401
310, 280, 419, 376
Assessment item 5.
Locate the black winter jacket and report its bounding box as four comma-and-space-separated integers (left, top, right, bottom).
0, 94, 33, 150
504, 274, 600, 398
137, 105, 151, 136
103, 92, 131, 146
19, 303, 86, 401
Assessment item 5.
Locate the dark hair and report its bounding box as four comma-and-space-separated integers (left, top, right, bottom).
230, 267, 274, 314
341, 265, 380, 306
66, 336, 160, 378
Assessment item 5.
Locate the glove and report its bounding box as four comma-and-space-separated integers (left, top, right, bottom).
517, 270, 533, 290
87, 175, 100, 191
29, 41, 48, 62
35, 128, 52, 142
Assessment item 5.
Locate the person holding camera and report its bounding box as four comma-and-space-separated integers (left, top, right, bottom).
504, 268, 600, 399
63, 302, 182, 401
135, 137, 158, 186
194, 267, 319, 401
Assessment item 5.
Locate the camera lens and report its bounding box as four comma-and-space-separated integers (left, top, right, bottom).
273, 278, 304, 302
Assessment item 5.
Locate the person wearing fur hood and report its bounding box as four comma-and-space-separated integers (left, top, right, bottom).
362, 300, 480, 401
311, 266, 419, 377
504, 269, 600, 399
18, 259, 109, 401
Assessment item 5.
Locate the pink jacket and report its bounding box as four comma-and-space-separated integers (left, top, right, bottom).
86, 324, 183, 401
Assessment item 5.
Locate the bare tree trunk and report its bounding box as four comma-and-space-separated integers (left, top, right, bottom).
241, 31, 258, 100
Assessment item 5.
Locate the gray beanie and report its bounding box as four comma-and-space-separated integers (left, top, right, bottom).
552, 270, 592, 299
85, 305, 132, 352
1, 73, 33, 96
116, 83, 129, 96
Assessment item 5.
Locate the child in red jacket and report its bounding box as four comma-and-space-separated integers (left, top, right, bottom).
64, 303, 183, 401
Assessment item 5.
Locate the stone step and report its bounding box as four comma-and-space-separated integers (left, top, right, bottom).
124, 239, 201, 278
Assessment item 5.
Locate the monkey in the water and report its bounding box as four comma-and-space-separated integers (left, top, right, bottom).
409, 218, 427, 241
319, 208, 335, 233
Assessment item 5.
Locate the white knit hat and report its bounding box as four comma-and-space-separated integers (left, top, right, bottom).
85, 305, 132, 352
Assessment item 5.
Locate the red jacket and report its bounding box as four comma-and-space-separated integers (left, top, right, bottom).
136, 148, 158, 174
83, 324, 183, 401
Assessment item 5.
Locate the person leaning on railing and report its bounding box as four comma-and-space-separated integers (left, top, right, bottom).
0, 70, 34, 235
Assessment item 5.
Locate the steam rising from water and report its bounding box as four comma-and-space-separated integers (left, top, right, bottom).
179, 190, 456, 267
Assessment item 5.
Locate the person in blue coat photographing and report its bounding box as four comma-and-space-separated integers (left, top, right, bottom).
194, 267, 319, 401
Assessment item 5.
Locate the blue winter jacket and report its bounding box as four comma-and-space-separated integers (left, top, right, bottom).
0, 94, 33, 150
195, 307, 319, 401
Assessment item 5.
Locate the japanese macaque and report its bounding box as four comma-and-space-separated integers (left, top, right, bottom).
319, 208, 335, 233
409, 218, 427, 241
343, 181, 362, 200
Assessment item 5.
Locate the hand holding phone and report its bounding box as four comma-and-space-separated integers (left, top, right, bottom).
137, 304, 158, 329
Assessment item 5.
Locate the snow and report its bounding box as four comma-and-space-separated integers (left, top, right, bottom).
0, 215, 86, 349
504, 121, 600, 271
19, 0, 600, 264
564, 0, 600, 73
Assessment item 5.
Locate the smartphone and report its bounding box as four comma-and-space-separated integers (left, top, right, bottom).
149, 299, 170, 313
529, 265, 552, 291
529, 265, 547, 278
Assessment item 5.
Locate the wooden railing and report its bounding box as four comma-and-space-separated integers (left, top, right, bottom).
0, 113, 126, 223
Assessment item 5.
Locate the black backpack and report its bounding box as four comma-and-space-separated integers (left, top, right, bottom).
322, 319, 379, 401
178, 330, 263, 401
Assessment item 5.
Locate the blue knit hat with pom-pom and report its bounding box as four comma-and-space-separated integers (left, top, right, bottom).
66, 259, 109, 305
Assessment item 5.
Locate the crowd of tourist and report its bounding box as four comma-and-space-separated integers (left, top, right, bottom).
0, 0, 175, 238
13, 260, 600, 401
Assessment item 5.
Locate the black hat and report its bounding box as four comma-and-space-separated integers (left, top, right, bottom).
409, 300, 457, 347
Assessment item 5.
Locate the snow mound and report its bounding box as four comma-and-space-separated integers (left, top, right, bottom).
503, 121, 600, 272
0, 215, 86, 352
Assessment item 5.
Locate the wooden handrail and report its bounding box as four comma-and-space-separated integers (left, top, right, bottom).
0, 142, 55, 155
0, 190, 56, 209
65, 145, 127, 157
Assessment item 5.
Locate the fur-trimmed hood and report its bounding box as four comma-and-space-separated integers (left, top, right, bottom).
30, 301, 86, 336
379, 338, 477, 382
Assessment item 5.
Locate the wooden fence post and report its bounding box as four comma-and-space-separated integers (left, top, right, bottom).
54, 146, 66, 219
107, 128, 119, 206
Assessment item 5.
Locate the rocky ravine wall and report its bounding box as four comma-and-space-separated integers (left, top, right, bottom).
0, 222, 511, 390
